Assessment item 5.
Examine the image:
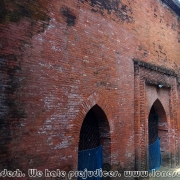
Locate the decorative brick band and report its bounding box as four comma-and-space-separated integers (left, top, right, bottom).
133, 59, 177, 77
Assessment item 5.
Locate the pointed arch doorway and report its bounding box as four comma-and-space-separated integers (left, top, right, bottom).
78, 104, 111, 179
148, 99, 168, 171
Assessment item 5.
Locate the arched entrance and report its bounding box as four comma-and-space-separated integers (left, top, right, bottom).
78, 104, 111, 178
148, 99, 168, 171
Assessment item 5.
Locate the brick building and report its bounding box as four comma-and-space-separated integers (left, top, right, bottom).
0, 0, 180, 179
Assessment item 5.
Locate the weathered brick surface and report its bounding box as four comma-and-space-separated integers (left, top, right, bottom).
0, 0, 180, 178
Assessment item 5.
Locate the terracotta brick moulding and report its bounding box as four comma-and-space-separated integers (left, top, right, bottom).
133, 59, 179, 171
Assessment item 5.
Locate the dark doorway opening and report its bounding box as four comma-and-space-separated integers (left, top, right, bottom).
148, 106, 159, 145
78, 104, 111, 174
148, 99, 168, 170
79, 107, 100, 151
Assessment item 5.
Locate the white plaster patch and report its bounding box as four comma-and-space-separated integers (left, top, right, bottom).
45, 18, 56, 32
49, 40, 62, 52
37, 34, 43, 41
54, 140, 71, 149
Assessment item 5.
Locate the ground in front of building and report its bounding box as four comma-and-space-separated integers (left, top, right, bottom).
149, 166, 180, 180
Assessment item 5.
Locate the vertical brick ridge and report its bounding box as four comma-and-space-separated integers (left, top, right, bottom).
178, 85, 180, 166
139, 78, 146, 170
170, 81, 179, 166
134, 63, 141, 170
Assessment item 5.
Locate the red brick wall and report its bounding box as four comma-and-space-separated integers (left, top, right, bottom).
0, 0, 180, 177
